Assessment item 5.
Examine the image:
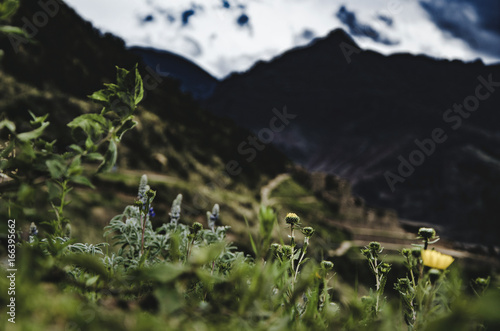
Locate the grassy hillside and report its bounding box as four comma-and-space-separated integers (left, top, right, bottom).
1, 2, 500, 330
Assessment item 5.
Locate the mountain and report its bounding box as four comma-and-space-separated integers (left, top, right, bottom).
0, 0, 287, 242
64, 0, 500, 79
0, 1, 387, 259
129, 46, 218, 99
204, 28, 500, 246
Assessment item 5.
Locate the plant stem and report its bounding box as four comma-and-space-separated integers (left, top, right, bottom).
140, 212, 145, 256
293, 242, 308, 283
290, 225, 295, 272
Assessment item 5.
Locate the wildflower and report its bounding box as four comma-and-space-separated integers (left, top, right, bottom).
394, 277, 413, 294
281, 245, 293, 259
169, 194, 183, 225
191, 222, 203, 234
321, 260, 334, 270
369, 241, 382, 253
421, 249, 454, 270
428, 268, 441, 283
411, 247, 421, 258
29, 222, 38, 236
148, 207, 156, 218
417, 227, 440, 249
417, 227, 436, 240
379, 262, 391, 275
207, 204, 219, 231
137, 174, 148, 201
146, 189, 156, 199
302, 227, 315, 237
285, 212, 300, 226
29, 222, 38, 244
472, 276, 490, 296
401, 248, 411, 258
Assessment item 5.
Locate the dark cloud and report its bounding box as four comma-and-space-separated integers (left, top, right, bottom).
143, 15, 154, 23
182, 9, 195, 25
419, 0, 500, 58
377, 15, 393, 27
302, 29, 315, 40
293, 29, 316, 45
237, 14, 249, 27
336, 6, 398, 46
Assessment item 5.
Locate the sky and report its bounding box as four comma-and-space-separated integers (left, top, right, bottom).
65, 0, 500, 79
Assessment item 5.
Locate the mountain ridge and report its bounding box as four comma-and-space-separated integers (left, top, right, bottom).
204, 27, 500, 245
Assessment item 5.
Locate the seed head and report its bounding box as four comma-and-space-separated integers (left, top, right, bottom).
417, 227, 436, 240
321, 260, 334, 270
285, 213, 300, 226
191, 222, 203, 234
302, 227, 315, 237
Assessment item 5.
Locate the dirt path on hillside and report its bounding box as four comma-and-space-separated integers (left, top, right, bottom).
260, 173, 291, 206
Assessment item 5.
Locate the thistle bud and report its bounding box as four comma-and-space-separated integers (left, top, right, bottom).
281, 245, 293, 259
401, 248, 411, 258
191, 222, 203, 234
302, 227, 315, 237
417, 227, 436, 240
321, 260, 334, 270
369, 241, 381, 252
411, 247, 421, 258
428, 268, 441, 283
379, 262, 391, 274
394, 278, 413, 294
146, 189, 156, 199
285, 213, 300, 226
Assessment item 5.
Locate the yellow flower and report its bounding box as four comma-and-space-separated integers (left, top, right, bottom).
421, 249, 454, 270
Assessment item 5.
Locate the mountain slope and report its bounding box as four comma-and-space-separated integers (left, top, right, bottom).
0, 1, 389, 259
129, 46, 218, 99
205, 28, 500, 245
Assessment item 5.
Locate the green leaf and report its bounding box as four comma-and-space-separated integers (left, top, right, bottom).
67, 114, 110, 145
17, 183, 34, 202
0, 26, 27, 37
133, 65, 144, 105
115, 118, 137, 141
61, 254, 108, 278
17, 121, 49, 141
85, 275, 99, 287
244, 217, 258, 256
299, 257, 310, 265
188, 242, 226, 266
67, 156, 82, 176
84, 153, 104, 161
68, 144, 84, 153
0, 0, 19, 20
47, 181, 61, 200
28, 110, 49, 126
0, 119, 16, 132
88, 89, 113, 103
46, 158, 66, 179
115, 66, 129, 87
97, 140, 117, 173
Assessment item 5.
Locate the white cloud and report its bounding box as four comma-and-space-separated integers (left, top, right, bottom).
65, 0, 500, 78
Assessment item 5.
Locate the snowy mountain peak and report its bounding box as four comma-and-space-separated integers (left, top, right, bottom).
65, 0, 500, 79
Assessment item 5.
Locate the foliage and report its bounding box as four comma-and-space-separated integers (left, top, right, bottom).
0, 65, 143, 236
1, 11, 499, 325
